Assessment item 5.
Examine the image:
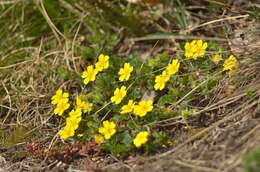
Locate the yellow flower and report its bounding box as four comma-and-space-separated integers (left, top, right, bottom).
118, 63, 134, 81
94, 135, 104, 144
154, 71, 170, 90
95, 54, 109, 72
133, 131, 149, 148
51, 89, 69, 105
98, 120, 116, 140
54, 101, 70, 116
184, 40, 208, 59
120, 100, 135, 114
166, 59, 180, 75
184, 40, 197, 58
223, 55, 239, 76
68, 108, 82, 117
67, 116, 81, 130
59, 109, 82, 140
133, 100, 153, 117
82, 65, 98, 85
59, 129, 73, 140
59, 123, 75, 140
67, 109, 82, 129
76, 96, 92, 112
194, 40, 208, 57
212, 54, 222, 64
111, 86, 127, 104
77, 134, 83, 137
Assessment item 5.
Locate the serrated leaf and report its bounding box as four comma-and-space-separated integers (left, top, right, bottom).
158, 94, 174, 106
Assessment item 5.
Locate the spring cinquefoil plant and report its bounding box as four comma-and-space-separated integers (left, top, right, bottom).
50, 44, 240, 154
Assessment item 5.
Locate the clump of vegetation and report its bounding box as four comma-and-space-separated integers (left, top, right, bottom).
50, 40, 239, 155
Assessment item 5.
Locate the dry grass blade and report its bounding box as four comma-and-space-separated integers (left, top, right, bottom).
0, 1, 18, 5
188, 14, 250, 32
150, 100, 258, 160
130, 35, 227, 42
173, 160, 221, 172
34, 0, 66, 44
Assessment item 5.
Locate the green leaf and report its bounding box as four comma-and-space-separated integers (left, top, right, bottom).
57, 66, 72, 80
103, 143, 131, 155
128, 121, 137, 130
243, 148, 260, 172
152, 131, 168, 144
86, 88, 104, 104
111, 114, 129, 122
158, 94, 174, 106
122, 132, 133, 146
147, 51, 169, 69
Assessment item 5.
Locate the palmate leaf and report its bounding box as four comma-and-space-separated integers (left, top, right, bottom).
158, 94, 174, 106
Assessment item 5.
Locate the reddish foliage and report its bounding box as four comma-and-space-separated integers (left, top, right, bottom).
26, 141, 45, 160
79, 141, 101, 157
26, 141, 102, 164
